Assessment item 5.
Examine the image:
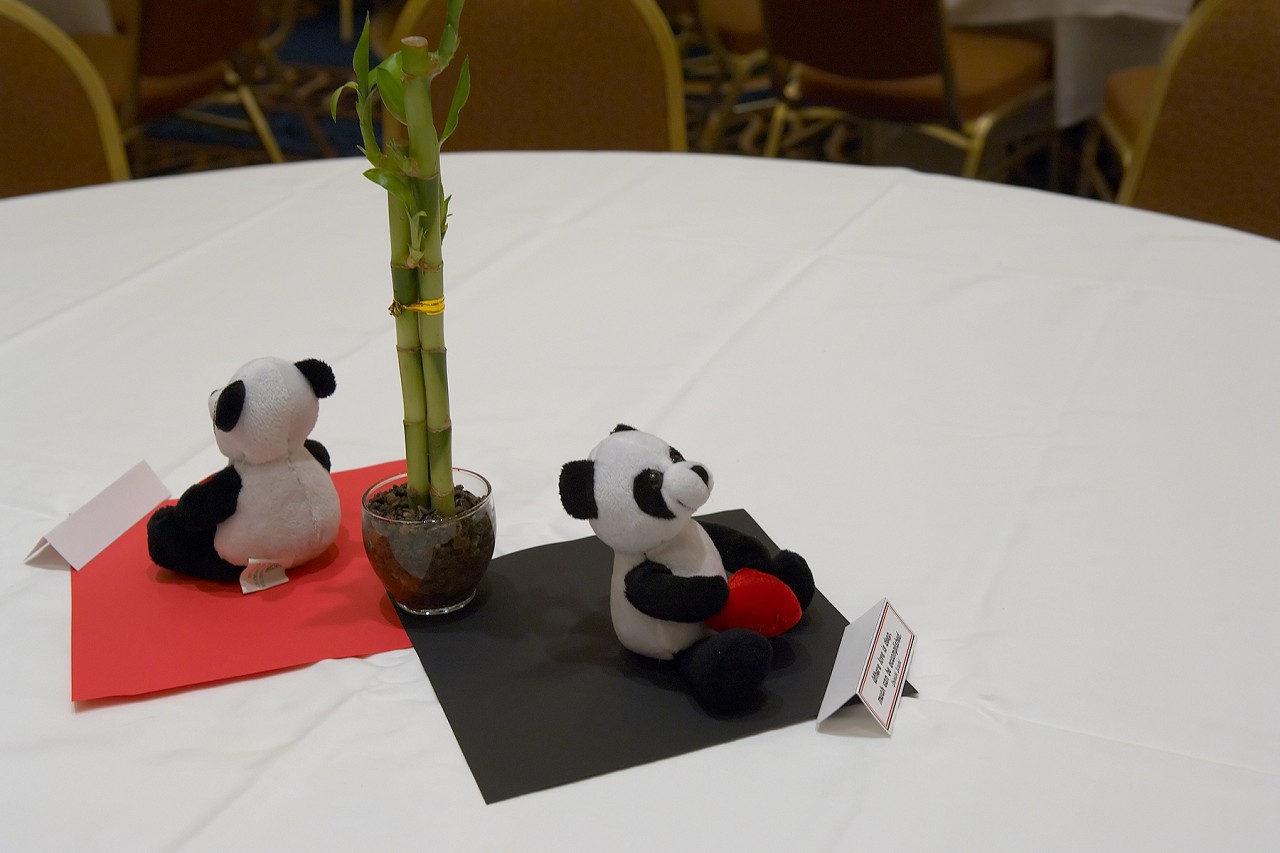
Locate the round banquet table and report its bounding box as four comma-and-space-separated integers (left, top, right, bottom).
1, 152, 1277, 850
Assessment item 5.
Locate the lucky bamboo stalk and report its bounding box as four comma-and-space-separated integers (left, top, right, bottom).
401, 37, 454, 516
332, 3, 470, 515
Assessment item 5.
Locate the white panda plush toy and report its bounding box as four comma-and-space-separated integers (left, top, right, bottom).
560, 425, 815, 713
147, 357, 340, 584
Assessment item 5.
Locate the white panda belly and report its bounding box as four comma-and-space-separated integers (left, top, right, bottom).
214, 451, 341, 568
609, 524, 725, 660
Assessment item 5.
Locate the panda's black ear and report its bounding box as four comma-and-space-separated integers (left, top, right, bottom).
295, 358, 336, 399
559, 460, 598, 519
611, 424, 636, 434
214, 380, 246, 432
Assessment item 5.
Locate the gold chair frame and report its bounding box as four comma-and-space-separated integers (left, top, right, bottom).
693, 0, 769, 152
1078, 116, 1130, 202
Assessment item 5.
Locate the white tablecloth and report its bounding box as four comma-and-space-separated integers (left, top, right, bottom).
2, 153, 1277, 850
950, 0, 1195, 126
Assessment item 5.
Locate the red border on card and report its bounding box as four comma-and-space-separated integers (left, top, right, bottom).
857, 602, 913, 730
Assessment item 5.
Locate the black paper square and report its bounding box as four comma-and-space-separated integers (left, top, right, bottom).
397, 509, 849, 803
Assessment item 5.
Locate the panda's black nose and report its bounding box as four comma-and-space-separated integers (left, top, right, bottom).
691, 465, 709, 485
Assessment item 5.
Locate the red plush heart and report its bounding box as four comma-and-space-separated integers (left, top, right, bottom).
705, 568, 802, 638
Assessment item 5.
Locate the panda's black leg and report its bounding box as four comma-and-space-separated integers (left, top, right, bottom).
146, 507, 244, 584
769, 550, 816, 610
675, 629, 773, 714
700, 522, 816, 610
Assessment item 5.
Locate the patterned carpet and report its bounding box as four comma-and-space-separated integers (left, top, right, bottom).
131, 1, 1072, 192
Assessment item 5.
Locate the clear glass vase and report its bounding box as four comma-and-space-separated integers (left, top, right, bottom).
360, 468, 496, 615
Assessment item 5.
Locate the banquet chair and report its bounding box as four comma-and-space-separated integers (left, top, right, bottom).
694, 0, 770, 152
1116, 0, 1279, 240
1076, 64, 1158, 201
78, 0, 285, 162
374, 0, 687, 151
1077, 0, 1204, 201
759, 0, 1053, 179
0, 0, 130, 197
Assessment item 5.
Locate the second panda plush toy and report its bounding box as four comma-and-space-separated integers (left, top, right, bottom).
559, 425, 816, 713
147, 357, 340, 584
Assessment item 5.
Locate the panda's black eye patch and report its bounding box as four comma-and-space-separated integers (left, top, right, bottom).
633, 469, 675, 519
668, 447, 684, 464
214, 380, 246, 432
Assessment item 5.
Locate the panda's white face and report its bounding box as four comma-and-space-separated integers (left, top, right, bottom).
588, 428, 713, 555
208, 357, 320, 465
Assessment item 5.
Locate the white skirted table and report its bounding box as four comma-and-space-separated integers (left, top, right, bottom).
1, 152, 1276, 849
21, 0, 112, 33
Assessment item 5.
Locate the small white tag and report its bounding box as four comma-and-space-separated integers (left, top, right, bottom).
240, 559, 290, 594
817, 598, 915, 733
24, 461, 170, 571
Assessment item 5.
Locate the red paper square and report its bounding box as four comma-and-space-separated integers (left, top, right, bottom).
70, 461, 412, 701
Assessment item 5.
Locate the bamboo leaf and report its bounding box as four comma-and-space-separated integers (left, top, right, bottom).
329, 81, 357, 121
407, 210, 431, 247
335, 14, 380, 163
374, 53, 406, 125
445, 0, 465, 33
437, 24, 459, 66
440, 57, 470, 144
383, 139, 411, 173
363, 167, 416, 214
438, 0, 465, 64
353, 14, 372, 99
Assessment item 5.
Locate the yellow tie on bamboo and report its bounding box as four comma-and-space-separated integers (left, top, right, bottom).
389, 297, 445, 317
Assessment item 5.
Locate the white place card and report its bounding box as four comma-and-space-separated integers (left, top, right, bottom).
817, 598, 916, 733
24, 461, 170, 571
240, 559, 290, 594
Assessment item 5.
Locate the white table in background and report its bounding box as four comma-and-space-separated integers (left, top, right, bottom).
950, 0, 1195, 126
21, 0, 112, 33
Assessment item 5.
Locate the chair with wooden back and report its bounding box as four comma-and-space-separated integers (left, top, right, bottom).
0, 0, 130, 197
376, 0, 687, 152
1117, 0, 1280, 240
758, 0, 1052, 179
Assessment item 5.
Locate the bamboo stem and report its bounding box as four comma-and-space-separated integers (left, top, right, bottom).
388, 196, 432, 500
402, 37, 455, 515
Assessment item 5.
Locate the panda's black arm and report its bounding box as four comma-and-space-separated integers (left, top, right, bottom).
304, 439, 332, 471
170, 466, 241, 530
700, 520, 816, 610
624, 561, 729, 622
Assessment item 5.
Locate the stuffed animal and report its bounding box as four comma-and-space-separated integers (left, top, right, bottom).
559, 425, 815, 713
147, 357, 340, 584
